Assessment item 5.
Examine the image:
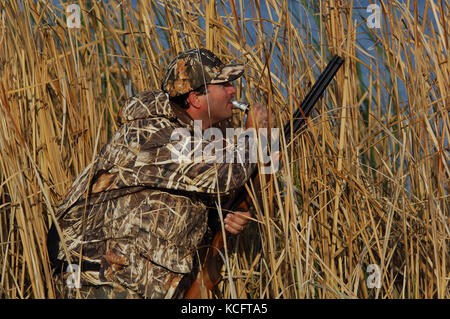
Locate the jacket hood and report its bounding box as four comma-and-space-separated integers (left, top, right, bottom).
117, 90, 193, 127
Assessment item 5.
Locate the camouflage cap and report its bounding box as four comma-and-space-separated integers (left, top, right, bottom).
161, 48, 244, 98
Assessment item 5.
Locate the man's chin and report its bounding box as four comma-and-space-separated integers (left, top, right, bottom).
211, 114, 233, 127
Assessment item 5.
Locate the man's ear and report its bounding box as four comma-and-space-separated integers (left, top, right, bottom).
186, 91, 202, 109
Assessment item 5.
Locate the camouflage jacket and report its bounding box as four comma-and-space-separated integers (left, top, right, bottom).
54, 90, 255, 298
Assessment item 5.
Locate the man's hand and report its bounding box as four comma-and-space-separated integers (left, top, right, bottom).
224, 211, 251, 235
245, 104, 269, 129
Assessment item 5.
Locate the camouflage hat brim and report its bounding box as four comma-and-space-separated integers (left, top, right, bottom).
209, 63, 244, 84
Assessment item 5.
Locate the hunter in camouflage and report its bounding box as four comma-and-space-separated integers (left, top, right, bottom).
50, 48, 267, 298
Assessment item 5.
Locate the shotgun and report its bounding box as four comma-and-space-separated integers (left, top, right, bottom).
184, 55, 344, 299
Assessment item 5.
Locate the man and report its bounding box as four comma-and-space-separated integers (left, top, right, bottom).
48, 48, 269, 298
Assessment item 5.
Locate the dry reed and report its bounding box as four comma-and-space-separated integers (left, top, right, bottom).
0, 0, 448, 299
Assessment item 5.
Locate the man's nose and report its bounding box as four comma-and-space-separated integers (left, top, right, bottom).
226, 84, 237, 96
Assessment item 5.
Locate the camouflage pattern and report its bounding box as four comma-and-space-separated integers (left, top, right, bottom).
54, 271, 142, 299
161, 48, 244, 97
53, 90, 255, 298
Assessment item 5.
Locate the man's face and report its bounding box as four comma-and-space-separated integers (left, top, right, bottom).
199, 82, 237, 126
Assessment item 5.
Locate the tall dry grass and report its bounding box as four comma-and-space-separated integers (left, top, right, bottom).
0, 0, 448, 299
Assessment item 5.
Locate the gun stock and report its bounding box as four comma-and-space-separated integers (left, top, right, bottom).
185, 55, 344, 299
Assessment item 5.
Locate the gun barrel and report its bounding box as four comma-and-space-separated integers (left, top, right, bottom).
284, 55, 344, 141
